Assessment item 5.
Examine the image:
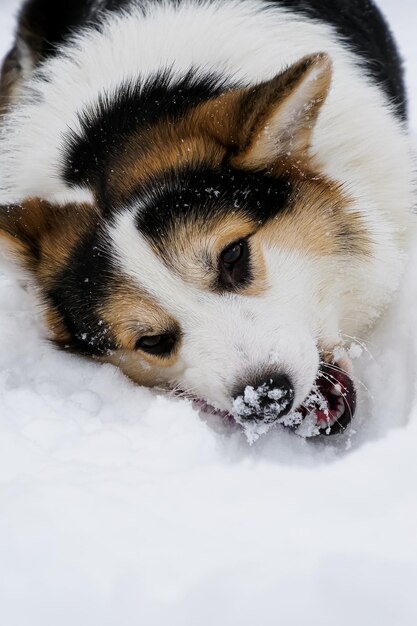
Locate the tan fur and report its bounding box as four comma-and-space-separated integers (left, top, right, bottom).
97, 283, 183, 387
231, 54, 332, 169
0, 199, 98, 275
100, 282, 180, 357
107, 54, 331, 201
43, 306, 72, 344
0, 47, 20, 116
37, 205, 99, 282
155, 213, 268, 295
108, 129, 225, 199
0, 53, 370, 392
257, 173, 371, 258
103, 349, 179, 388
0, 11, 43, 118
0, 199, 99, 346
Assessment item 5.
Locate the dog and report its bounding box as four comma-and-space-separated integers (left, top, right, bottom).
0, 0, 414, 438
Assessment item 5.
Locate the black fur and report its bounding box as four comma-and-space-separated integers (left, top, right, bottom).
132, 164, 292, 292
47, 228, 118, 356
268, 0, 407, 119
48, 162, 292, 348
135, 165, 292, 239
17, 0, 406, 118
63, 70, 229, 193
18, 0, 96, 59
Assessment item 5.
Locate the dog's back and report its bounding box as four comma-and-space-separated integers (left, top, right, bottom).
5, 0, 407, 118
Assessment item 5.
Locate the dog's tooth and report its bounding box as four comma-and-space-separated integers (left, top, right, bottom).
320, 415, 335, 428
330, 383, 343, 397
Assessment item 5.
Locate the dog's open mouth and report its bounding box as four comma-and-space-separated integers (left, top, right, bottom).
292, 363, 357, 437
189, 363, 356, 441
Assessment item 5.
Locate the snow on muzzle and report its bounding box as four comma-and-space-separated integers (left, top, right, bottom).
232, 374, 294, 424
231, 363, 356, 441
186, 363, 356, 443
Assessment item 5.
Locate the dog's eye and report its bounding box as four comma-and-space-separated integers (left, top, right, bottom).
135, 333, 176, 356
222, 241, 245, 266
219, 239, 250, 288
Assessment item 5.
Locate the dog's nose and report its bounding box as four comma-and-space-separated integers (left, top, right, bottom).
232, 374, 294, 423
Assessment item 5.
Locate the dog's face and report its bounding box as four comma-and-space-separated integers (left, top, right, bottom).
0, 55, 365, 432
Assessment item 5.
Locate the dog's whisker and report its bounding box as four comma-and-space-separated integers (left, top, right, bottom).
320, 361, 371, 396
317, 370, 355, 423
337, 323, 378, 348
339, 332, 376, 361
321, 361, 371, 396
166, 384, 200, 401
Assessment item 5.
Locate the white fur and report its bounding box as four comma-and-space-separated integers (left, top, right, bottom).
0, 1, 414, 219
109, 210, 320, 411
0, 0, 415, 408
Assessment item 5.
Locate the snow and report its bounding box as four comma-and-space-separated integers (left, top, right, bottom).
1, 1, 417, 624
232, 381, 293, 444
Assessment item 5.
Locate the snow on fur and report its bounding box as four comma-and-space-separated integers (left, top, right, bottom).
1, 1, 417, 625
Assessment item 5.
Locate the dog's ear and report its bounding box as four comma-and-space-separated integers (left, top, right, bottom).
0, 199, 97, 272
0, 199, 53, 268
202, 53, 332, 169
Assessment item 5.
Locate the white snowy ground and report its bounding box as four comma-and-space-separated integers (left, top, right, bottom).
0, 1, 417, 624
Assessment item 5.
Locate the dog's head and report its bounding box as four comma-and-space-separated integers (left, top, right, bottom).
0, 55, 366, 434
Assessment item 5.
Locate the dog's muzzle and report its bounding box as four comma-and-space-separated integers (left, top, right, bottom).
231, 364, 356, 437
187, 362, 356, 439
232, 374, 295, 424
